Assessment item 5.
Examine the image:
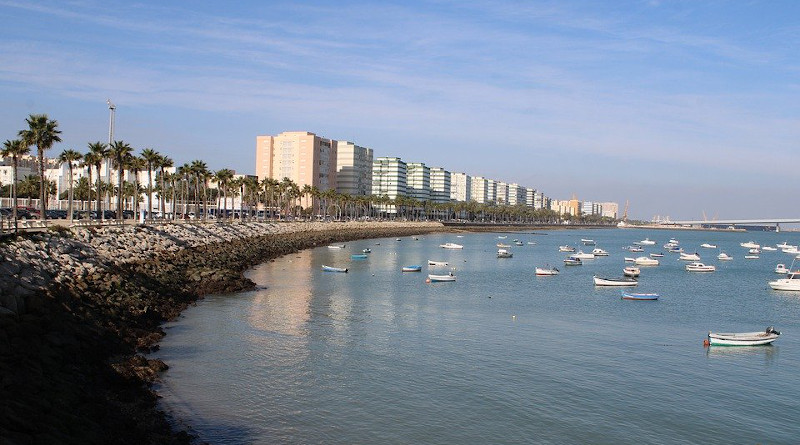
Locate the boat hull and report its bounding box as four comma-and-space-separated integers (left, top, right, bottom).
402, 266, 422, 272
707, 333, 779, 346
322, 265, 348, 273
594, 276, 638, 286
622, 292, 659, 300
428, 274, 456, 282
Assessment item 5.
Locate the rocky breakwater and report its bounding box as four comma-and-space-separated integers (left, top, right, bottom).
0, 221, 443, 444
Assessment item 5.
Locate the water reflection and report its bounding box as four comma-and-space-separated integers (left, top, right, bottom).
705, 345, 778, 364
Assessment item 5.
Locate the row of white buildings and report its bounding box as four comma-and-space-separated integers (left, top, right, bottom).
255, 131, 619, 217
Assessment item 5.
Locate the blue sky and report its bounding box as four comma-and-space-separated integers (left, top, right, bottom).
1, 0, 798, 220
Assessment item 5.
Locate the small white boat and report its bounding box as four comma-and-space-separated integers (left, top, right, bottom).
627, 246, 644, 252
634, 256, 659, 266
744, 255, 760, 259
706, 327, 780, 346
700, 243, 717, 249
456, 235, 464, 238
439, 243, 463, 249
685, 262, 715, 272
327, 244, 346, 249
497, 243, 511, 248
717, 252, 733, 261
350, 253, 368, 260
762, 246, 777, 251
748, 248, 761, 254
622, 292, 659, 301
535, 266, 560, 276
362, 248, 371, 254
649, 252, 664, 258
679, 252, 701, 261
769, 271, 800, 291
593, 276, 638, 286
563, 256, 582, 266
402, 265, 422, 272
638, 238, 656, 245
514, 241, 523, 246
592, 248, 609, 256
428, 273, 456, 282
624, 257, 636, 263
623, 266, 640, 277
559, 245, 576, 252
497, 249, 513, 258
498, 236, 507, 239
669, 238, 680, 244
527, 241, 537, 245
581, 238, 596, 246
428, 260, 449, 266
322, 264, 348, 273
740, 241, 760, 249
776, 241, 792, 249
775, 264, 789, 274
663, 243, 678, 249
782, 246, 799, 254
573, 251, 595, 260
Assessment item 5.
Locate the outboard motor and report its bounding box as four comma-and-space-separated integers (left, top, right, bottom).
766, 326, 781, 335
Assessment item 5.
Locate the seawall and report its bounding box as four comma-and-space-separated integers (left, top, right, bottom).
0, 221, 445, 444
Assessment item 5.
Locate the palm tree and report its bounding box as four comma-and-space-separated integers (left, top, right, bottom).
18, 175, 39, 208
188, 160, 208, 219
1, 139, 30, 232
87, 142, 108, 219
157, 155, 173, 218
140, 148, 160, 221
108, 140, 133, 221
215, 169, 234, 219
128, 156, 146, 220
57, 149, 83, 223
18, 114, 62, 219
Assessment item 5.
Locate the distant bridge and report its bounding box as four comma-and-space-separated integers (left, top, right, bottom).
660, 218, 800, 231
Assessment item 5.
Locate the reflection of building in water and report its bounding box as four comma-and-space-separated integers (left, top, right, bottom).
247, 252, 313, 338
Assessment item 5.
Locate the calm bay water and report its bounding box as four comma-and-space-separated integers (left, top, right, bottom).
153, 229, 800, 444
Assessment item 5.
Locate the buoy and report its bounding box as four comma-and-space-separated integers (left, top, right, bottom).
703, 339, 710, 347
425, 279, 431, 283
512, 315, 516, 320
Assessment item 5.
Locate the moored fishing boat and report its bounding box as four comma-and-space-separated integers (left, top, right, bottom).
428, 273, 456, 282
748, 248, 761, 254
327, 244, 346, 249
402, 265, 422, 272
563, 256, 582, 266
514, 241, 523, 246
593, 276, 638, 286
649, 252, 664, 258
634, 256, 659, 266
761, 246, 777, 251
700, 243, 717, 249
350, 253, 368, 259
592, 248, 609, 256
638, 238, 656, 245
322, 264, 348, 273
685, 262, 715, 272
573, 250, 595, 260
706, 327, 780, 346
768, 271, 800, 291
581, 238, 596, 246
623, 266, 640, 277
745, 255, 760, 259
624, 257, 636, 263
428, 260, 448, 266
362, 248, 371, 253
497, 249, 513, 258
775, 264, 789, 274
679, 252, 701, 261
535, 266, 559, 276
621, 292, 659, 301
740, 241, 760, 249
439, 242, 463, 249
497, 243, 511, 248
717, 252, 733, 261
559, 245, 576, 252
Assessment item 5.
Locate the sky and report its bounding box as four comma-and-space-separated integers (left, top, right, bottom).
0, 0, 798, 220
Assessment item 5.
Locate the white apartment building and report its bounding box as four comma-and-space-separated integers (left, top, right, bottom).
335, 141, 373, 196
371, 156, 407, 203
471, 176, 488, 203
525, 188, 536, 207
598, 202, 619, 219
496, 181, 509, 205
406, 162, 431, 202
429, 167, 451, 204
450, 172, 471, 202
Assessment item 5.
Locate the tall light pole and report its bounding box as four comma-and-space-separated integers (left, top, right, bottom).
104, 99, 115, 222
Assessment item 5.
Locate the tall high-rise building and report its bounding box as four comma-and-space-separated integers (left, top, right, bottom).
335, 141, 373, 196
406, 162, 431, 201
371, 156, 407, 205
525, 188, 536, 207
450, 172, 471, 202
429, 167, 451, 203
471, 176, 488, 203
486, 179, 497, 204
255, 131, 337, 208
598, 202, 619, 219
496, 182, 509, 205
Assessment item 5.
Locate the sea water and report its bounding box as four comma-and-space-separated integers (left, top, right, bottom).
152, 229, 800, 444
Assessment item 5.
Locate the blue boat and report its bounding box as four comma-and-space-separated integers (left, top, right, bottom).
621, 292, 659, 301
351, 254, 368, 260
322, 265, 348, 273
402, 265, 422, 272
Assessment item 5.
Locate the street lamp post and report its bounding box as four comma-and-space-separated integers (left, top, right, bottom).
104, 99, 115, 222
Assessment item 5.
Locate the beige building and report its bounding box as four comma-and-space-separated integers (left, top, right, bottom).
335, 141, 373, 196
256, 131, 338, 209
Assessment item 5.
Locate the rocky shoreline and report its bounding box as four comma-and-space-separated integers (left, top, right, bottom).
0, 221, 445, 444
